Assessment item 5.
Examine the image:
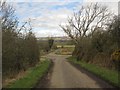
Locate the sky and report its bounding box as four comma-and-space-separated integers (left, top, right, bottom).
5, 0, 120, 37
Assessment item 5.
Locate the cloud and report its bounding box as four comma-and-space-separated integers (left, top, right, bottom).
30, 7, 74, 37
7, 0, 82, 2
84, 0, 119, 15
11, 1, 82, 37
8, 0, 118, 37
84, 0, 119, 2
34, 29, 67, 37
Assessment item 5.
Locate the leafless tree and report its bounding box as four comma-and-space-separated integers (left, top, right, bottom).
60, 3, 112, 44
0, 1, 32, 36
0, 1, 18, 32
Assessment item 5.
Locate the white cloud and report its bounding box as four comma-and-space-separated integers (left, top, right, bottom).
84, 0, 118, 15
7, 0, 82, 2
13, 2, 76, 37
31, 7, 73, 37
34, 29, 67, 37
8, 0, 118, 37
84, 0, 119, 2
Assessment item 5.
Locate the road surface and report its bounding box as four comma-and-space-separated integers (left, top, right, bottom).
36, 52, 114, 88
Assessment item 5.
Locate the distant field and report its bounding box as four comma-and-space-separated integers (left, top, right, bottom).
57, 45, 75, 48
56, 45, 75, 55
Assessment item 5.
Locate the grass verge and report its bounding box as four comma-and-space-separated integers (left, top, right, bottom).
67, 56, 119, 88
6, 59, 51, 88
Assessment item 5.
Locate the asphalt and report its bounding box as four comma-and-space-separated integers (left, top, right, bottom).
36, 52, 114, 88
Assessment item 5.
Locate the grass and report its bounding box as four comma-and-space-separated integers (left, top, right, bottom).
6, 59, 51, 88
68, 56, 119, 88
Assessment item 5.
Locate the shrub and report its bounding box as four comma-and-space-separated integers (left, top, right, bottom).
111, 49, 120, 70
111, 49, 120, 62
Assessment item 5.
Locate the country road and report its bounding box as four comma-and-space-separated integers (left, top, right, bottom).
36, 52, 114, 88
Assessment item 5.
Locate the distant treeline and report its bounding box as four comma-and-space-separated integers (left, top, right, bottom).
1, 1, 40, 80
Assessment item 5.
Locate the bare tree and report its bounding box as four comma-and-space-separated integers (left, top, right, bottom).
60, 3, 112, 59
0, 1, 32, 35
0, 1, 18, 32
60, 3, 112, 44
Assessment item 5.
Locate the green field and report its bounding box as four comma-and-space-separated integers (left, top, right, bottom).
6, 59, 51, 88
57, 45, 75, 48
56, 45, 75, 55
68, 56, 119, 88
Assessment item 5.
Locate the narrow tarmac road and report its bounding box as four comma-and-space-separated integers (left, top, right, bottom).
37, 52, 114, 88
